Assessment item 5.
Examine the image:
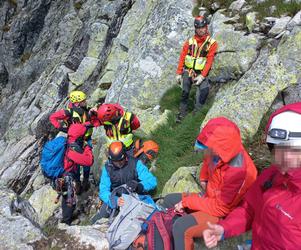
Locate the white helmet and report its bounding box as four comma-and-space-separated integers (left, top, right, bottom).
266, 111, 301, 146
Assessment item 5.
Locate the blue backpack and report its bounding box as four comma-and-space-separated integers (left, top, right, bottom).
40, 136, 67, 179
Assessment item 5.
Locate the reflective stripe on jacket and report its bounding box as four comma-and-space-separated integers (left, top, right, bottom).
104, 111, 134, 148
184, 36, 216, 71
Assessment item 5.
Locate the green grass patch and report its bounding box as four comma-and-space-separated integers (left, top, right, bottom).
147, 85, 212, 193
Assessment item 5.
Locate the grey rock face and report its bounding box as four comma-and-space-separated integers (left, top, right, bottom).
286, 10, 301, 31
229, 0, 247, 12
202, 26, 301, 140
57, 223, 109, 250
0, 62, 8, 89
268, 16, 291, 37
209, 11, 263, 82
0, 187, 45, 249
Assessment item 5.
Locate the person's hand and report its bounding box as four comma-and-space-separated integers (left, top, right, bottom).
176, 74, 182, 85
203, 222, 224, 248
126, 180, 139, 192
194, 75, 205, 86
174, 201, 184, 212
200, 181, 207, 191
118, 197, 125, 207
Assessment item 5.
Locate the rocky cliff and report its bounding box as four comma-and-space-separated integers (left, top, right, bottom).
0, 0, 301, 248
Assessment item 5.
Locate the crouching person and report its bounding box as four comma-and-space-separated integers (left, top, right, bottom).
203, 103, 301, 249
162, 117, 257, 250
93, 141, 157, 223
60, 123, 94, 225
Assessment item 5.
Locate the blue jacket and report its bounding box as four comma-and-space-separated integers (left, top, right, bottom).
99, 159, 157, 208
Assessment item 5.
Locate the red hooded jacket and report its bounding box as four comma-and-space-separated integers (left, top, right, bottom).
64, 124, 94, 173
182, 117, 257, 217
219, 103, 301, 249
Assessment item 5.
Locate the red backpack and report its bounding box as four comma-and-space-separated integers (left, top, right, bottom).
132, 208, 185, 250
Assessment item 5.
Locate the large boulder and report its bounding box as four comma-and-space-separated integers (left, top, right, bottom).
104, 0, 194, 133
162, 166, 201, 195
0, 187, 45, 249
209, 11, 263, 83
202, 26, 301, 140
28, 184, 60, 226
57, 223, 109, 250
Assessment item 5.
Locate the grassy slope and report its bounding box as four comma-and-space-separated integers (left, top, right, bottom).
144, 86, 211, 194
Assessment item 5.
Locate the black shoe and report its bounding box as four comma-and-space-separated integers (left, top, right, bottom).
176, 114, 183, 123
75, 181, 82, 195
82, 178, 90, 192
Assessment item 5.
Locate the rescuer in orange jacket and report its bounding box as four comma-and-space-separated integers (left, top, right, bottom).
176, 16, 218, 122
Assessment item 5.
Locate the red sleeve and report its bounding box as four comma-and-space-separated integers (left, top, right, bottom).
49, 109, 69, 129
130, 114, 140, 130
182, 165, 246, 217
201, 41, 218, 77
176, 41, 189, 75
66, 146, 94, 167
219, 199, 254, 238
199, 157, 209, 181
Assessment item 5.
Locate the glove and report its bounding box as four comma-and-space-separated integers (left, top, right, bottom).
176, 74, 182, 85
59, 126, 68, 133
194, 75, 205, 86
126, 180, 144, 193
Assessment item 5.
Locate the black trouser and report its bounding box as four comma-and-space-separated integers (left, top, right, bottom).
179, 71, 209, 116
61, 196, 76, 225
162, 193, 199, 250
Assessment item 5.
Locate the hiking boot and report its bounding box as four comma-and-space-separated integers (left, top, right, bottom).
176, 113, 184, 123
75, 181, 82, 195
82, 178, 90, 192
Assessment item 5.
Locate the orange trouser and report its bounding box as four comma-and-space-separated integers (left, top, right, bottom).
184, 211, 219, 250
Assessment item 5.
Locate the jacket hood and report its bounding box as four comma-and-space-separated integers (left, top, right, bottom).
197, 117, 242, 163
67, 123, 87, 143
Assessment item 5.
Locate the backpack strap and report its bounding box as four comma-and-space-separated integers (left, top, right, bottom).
153, 213, 172, 250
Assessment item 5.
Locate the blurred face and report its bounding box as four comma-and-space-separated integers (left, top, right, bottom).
79, 100, 87, 107
273, 145, 301, 174
195, 26, 207, 37
112, 158, 127, 168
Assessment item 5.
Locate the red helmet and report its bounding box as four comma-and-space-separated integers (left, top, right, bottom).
108, 141, 126, 161
194, 16, 208, 28
97, 104, 122, 123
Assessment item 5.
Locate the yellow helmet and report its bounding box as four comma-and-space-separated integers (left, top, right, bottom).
69, 90, 86, 103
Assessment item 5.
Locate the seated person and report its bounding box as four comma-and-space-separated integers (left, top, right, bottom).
161, 117, 258, 250
203, 102, 301, 249
94, 141, 157, 222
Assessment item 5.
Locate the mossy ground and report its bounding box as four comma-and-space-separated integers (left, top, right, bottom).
148, 85, 273, 194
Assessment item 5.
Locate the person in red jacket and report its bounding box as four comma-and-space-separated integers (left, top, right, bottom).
176, 15, 218, 122
49, 90, 96, 191
88, 103, 140, 154
203, 102, 301, 249
161, 117, 257, 250
60, 123, 94, 225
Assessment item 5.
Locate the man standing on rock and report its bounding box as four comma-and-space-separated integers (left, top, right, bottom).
176, 15, 218, 122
